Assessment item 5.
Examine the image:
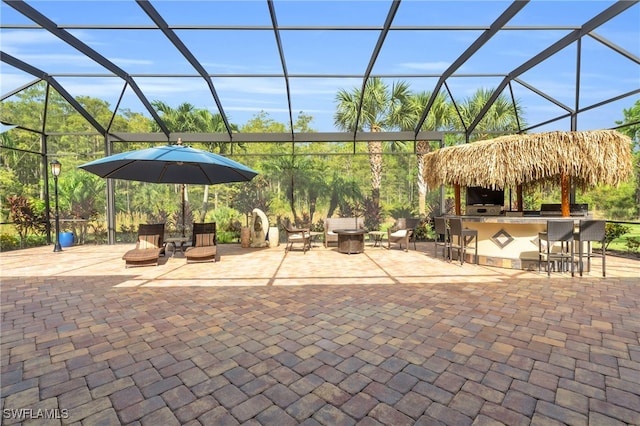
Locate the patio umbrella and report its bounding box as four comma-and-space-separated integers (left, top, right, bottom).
79, 142, 258, 233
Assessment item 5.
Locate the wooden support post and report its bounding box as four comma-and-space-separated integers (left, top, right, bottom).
517, 184, 523, 212
561, 172, 570, 217
455, 184, 461, 215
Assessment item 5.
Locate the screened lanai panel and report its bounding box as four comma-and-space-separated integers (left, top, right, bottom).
279, 30, 380, 75
1, 28, 104, 74
458, 29, 574, 75
151, 0, 272, 26
391, 1, 508, 26
507, 1, 628, 27
577, 37, 640, 104
509, 81, 573, 132
0, 80, 47, 132
595, 6, 640, 57
129, 76, 222, 121
578, 97, 635, 129
289, 77, 364, 133
52, 76, 129, 131
174, 29, 282, 75
0, 63, 35, 103
74, 29, 195, 75
16, 1, 149, 25
273, 0, 394, 26
371, 30, 483, 76
212, 76, 289, 127
513, 43, 578, 107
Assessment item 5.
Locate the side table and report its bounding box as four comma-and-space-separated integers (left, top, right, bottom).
368, 231, 386, 247
165, 236, 190, 257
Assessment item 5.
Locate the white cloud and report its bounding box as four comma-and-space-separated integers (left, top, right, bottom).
0, 30, 59, 49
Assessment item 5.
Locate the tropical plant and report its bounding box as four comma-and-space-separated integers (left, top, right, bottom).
453, 88, 524, 141
326, 172, 363, 218
615, 99, 640, 218
57, 169, 106, 219
604, 222, 630, 250
335, 78, 416, 215
7, 196, 47, 246
408, 91, 453, 215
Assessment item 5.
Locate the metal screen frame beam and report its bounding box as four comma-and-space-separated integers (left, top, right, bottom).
136, 0, 233, 139
466, 0, 637, 136
414, 0, 529, 136
4, 0, 170, 136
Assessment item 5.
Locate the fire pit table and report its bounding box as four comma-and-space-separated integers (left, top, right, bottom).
334, 229, 367, 254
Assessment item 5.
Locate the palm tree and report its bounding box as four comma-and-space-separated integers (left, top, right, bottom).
407, 91, 453, 215
451, 88, 526, 210
334, 78, 415, 212
453, 88, 524, 140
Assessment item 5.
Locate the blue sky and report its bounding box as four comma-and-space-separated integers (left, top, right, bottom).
1, 0, 638, 133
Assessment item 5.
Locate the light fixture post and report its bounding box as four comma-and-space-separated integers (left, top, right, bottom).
50, 160, 62, 252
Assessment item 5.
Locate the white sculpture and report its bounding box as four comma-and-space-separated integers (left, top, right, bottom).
250, 208, 269, 248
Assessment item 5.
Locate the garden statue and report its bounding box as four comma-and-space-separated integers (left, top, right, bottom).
250, 208, 269, 248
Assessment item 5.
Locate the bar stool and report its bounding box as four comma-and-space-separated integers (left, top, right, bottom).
434, 216, 450, 260
574, 220, 606, 277
538, 220, 574, 276
448, 217, 478, 264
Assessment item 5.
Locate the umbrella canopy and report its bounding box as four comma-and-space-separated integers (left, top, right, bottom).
79, 143, 258, 236
423, 129, 632, 190
79, 144, 258, 184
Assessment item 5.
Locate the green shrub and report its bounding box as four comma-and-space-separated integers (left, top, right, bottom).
625, 236, 640, 254
0, 233, 47, 251
604, 223, 630, 250
0, 233, 20, 251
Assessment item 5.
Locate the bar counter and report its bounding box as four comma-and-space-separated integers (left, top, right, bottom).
449, 215, 588, 270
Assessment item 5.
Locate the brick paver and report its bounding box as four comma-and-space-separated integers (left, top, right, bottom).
1, 243, 638, 424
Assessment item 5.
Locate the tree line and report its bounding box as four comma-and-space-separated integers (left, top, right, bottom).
0, 80, 638, 247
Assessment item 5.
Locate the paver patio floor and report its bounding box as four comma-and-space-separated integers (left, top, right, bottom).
1, 243, 639, 425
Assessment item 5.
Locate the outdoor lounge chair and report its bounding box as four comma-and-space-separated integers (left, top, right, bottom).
122, 223, 166, 267
387, 218, 420, 251
185, 222, 217, 263
284, 223, 311, 253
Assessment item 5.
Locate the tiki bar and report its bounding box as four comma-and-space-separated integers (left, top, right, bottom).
424, 130, 633, 270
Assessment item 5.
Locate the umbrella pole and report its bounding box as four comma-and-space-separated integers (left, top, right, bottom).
181, 184, 186, 237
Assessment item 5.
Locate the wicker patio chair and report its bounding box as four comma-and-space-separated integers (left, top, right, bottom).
122, 223, 166, 267
574, 219, 606, 277
538, 220, 574, 276
284, 223, 311, 253
387, 218, 420, 251
434, 216, 450, 260
185, 222, 217, 263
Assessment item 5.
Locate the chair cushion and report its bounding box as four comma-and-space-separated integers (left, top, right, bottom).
390, 230, 408, 238
289, 233, 309, 240
138, 234, 159, 249
185, 246, 217, 260
195, 233, 215, 247
123, 248, 162, 262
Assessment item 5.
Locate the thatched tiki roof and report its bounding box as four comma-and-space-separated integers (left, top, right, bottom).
423, 130, 633, 216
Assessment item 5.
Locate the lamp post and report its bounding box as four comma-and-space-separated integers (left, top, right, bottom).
50, 160, 62, 252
